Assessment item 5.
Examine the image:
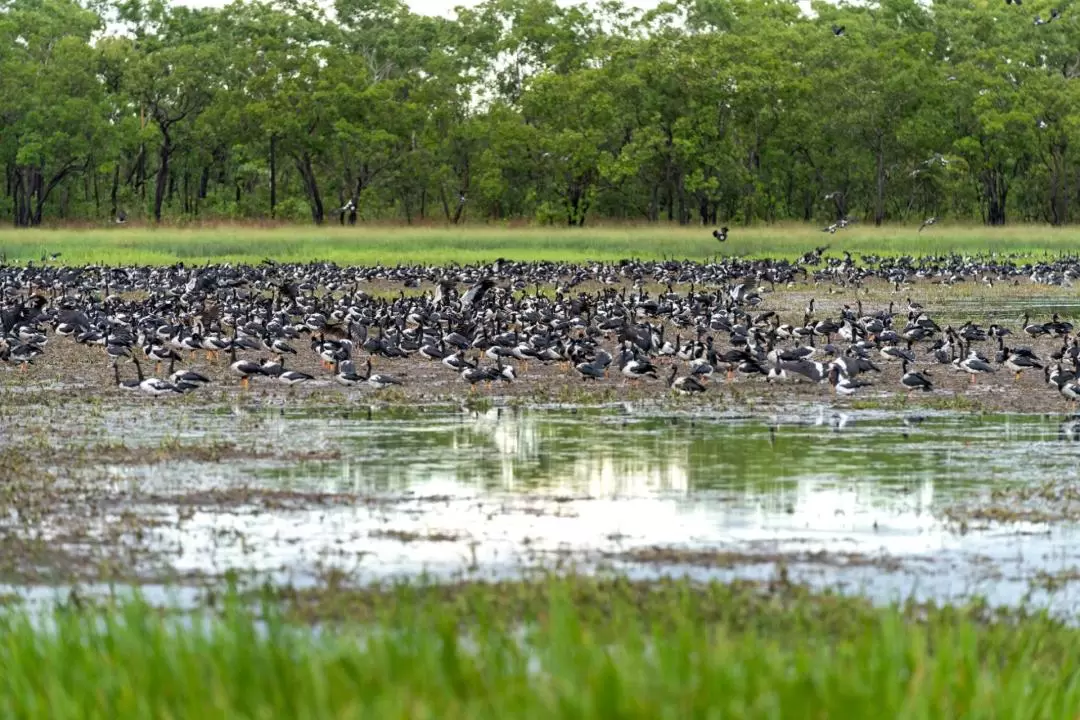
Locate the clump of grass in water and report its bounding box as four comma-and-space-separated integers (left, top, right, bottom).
2, 576, 1080, 716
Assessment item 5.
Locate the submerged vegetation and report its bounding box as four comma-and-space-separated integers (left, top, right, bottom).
4, 0, 1080, 227
3, 577, 1080, 717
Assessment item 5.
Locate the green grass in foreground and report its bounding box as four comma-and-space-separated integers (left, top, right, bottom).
2, 577, 1080, 717
1, 223, 1079, 265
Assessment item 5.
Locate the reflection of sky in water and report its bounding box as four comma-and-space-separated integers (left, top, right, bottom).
42, 405, 1080, 611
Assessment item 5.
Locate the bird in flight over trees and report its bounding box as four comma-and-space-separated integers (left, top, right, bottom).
918, 216, 938, 232
831, 24, 845, 36
712, 227, 729, 243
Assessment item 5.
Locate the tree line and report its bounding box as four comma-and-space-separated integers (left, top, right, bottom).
2, 0, 1078, 227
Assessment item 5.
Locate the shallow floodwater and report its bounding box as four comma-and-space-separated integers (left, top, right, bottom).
32, 403, 1080, 613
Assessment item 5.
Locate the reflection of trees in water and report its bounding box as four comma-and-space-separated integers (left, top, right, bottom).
254, 411, 1065, 520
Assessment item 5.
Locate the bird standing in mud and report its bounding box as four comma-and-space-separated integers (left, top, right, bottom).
900, 361, 933, 395
667, 366, 707, 395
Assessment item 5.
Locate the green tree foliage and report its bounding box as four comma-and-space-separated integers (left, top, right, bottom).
2, 0, 1080, 226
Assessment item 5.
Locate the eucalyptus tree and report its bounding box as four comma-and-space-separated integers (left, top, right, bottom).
0, 0, 106, 226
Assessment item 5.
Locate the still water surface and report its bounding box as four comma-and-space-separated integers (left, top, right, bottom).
74, 404, 1080, 611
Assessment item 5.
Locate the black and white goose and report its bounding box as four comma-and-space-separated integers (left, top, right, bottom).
334, 359, 365, 386
136, 354, 180, 396
575, 359, 606, 381
364, 359, 403, 389
900, 360, 933, 393
443, 350, 476, 372
880, 341, 916, 363
1060, 376, 1080, 402
1003, 348, 1043, 381
666, 365, 706, 395
168, 358, 211, 391
621, 355, 659, 381
954, 350, 995, 384
113, 359, 141, 391
229, 345, 268, 389
273, 356, 314, 386
779, 357, 828, 383
827, 365, 872, 396
1021, 313, 1049, 338
145, 342, 182, 374
462, 362, 493, 387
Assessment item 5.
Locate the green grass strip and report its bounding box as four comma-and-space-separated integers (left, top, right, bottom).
0, 576, 1078, 717
2, 224, 1080, 266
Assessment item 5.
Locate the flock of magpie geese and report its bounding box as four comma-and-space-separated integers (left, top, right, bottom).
0, 251, 1078, 403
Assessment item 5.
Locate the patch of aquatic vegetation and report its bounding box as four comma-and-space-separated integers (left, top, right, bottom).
943, 480, 1080, 526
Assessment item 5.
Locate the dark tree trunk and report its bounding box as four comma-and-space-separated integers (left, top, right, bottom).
874, 141, 886, 227
440, 188, 451, 221
1049, 143, 1068, 225
982, 166, 1008, 226
153, 129, 171, 223
137, 144, 147, 201
198, 166, 210, 199
269, 134, 277, 218
92, 158, 100, 215
110, 163, 120, 219
566, 176, 591, 226
348, 176, 362, 225
294, 152, 324, 224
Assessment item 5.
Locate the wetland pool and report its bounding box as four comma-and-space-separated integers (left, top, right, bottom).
7, 402, 1080, 613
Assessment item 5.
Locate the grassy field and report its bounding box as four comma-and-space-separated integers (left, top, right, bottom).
1, 223, 1079, 265
2, 577, 1080, 717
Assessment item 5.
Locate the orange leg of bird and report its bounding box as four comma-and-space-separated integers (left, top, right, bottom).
970, 374, 976, 385
726, 368, 735, 382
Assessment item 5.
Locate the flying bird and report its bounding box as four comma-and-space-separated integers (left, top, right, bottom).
712, 227, 729, 243
831, 24, 845, 36
918, 216, 938, 232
